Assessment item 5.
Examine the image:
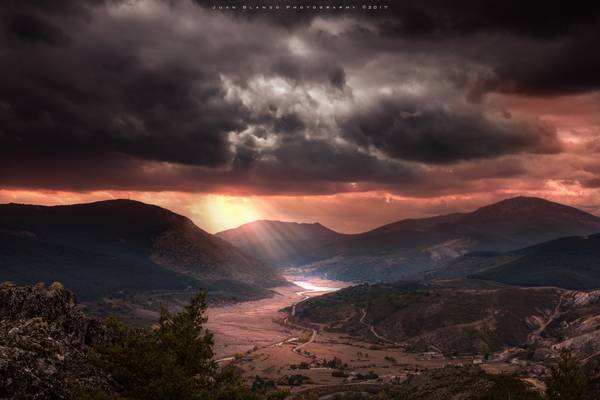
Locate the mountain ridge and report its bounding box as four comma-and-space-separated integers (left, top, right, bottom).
218, 196, 600, 238
217, 196, 600, 282
0, 199, 285, 302
216, 218, 345, 266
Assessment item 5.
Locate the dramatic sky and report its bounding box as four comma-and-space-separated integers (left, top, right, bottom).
1, 1, 600, 233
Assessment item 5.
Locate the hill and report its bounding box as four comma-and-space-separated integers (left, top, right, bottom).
0, 200, 285, 302
292, 282, 600, 358
295, 197, 600, 282
433, 233, 600, 290
216, 220, 344, 266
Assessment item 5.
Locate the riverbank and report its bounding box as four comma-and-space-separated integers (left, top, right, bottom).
206, 277, 346, 358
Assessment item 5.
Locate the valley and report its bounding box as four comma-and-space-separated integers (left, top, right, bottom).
206, 278, 346, 359
4, 2, 600, 396
205, 277, 560, 398
4, 196, 600, 398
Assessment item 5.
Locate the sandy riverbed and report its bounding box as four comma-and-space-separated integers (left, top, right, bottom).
207, 277, 520, 389
206, 277, 346, 358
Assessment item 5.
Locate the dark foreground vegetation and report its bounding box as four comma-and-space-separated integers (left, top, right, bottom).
1, 282, 598, 400
80, 291, 289, 400
0, 282, 285, 400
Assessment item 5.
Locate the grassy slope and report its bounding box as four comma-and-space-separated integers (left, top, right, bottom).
294, 282, 563, 354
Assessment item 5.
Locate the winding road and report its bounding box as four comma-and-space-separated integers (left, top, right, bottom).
289, 290, 319, 354
359, 308, 397, 345
528, 291, 568, 344
293, 328, 317, 353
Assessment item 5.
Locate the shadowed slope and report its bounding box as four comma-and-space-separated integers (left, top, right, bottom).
465, 233, 600, 289
294, 197, 600, 282
0, 200, 285, 301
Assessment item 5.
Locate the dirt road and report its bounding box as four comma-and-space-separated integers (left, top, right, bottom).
359, 308, 397, 344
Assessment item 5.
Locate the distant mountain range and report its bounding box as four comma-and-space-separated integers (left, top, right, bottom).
216, 220, 342, 266
0, 200, 285, 302
435, 233, 600, 290
218, 196, 600, 283
3, 196, 600, 305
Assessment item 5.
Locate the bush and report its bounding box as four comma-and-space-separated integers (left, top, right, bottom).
276, 374, 311, 386
545, 350, 593, 400
331, 370, 349, 378
88, 291, 276, 400
479, 374, 542, 400
384, 356, 397, 364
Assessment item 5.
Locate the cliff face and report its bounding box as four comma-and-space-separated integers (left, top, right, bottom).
0, 282, 113, 399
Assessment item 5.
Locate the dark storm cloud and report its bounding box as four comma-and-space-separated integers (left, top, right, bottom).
340, 97, 562, 163
191, 0, 345, 28
488, 27, 600, 96
264, 136, 417, 184
0, 0, 596, 196
3, 12, 70, 45
0, 0, 415, 194
581, 178, 600, 189
272, 113, 306, 134
377, 1, 600, 97
195, 0, 600, 97
376, 1, 600, 38
0, 153, 153, 191
328, 67, 346, 90
193, 0, 600, 38
0, 0, 248, 168
192, 0, 600, 39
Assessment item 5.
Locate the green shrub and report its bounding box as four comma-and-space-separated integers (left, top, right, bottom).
546, 350, 593, 400
479, 374, 542, 400
88, 291, 277, 400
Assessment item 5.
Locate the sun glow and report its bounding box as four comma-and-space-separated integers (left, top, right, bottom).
190, 195, 265, 233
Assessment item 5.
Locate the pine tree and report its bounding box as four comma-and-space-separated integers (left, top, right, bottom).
88, 291, 274, 400
546, 350, 591, 400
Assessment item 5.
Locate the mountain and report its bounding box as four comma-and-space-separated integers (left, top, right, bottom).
434, 233, 600, 290
216, 220, 344, 266
294, 197, 600, 282
292, 281, 600, 359
331, 196, 600, 256
0, 200, 285, 302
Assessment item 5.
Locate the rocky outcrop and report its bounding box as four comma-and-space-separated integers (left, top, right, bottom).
0, 282, 115, 399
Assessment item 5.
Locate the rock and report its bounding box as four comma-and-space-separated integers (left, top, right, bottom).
0, 282, 116, 399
